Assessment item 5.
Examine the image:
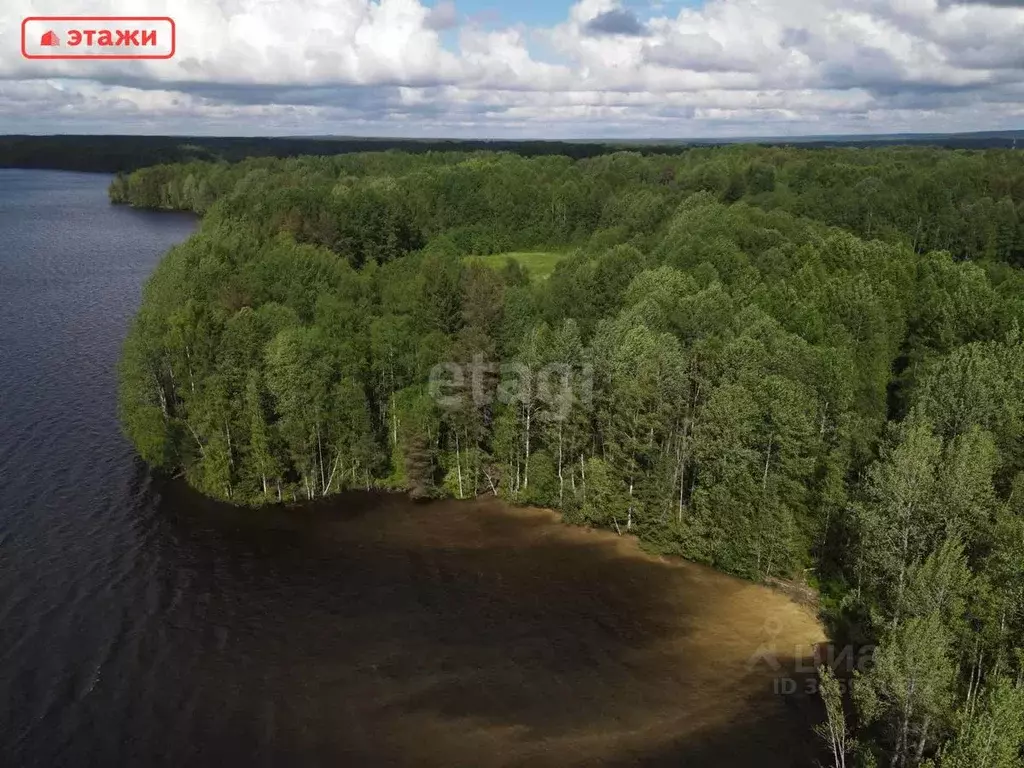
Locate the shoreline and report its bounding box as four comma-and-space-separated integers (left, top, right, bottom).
163, 476, 827, 648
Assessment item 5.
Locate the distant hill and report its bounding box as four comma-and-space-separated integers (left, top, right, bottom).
760, 129, 1024, 149
594, 129, 1024, 149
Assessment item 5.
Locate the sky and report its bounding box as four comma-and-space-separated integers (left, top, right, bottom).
2, 0, 1024, 138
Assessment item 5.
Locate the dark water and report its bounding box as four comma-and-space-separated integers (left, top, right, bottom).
0, 170, 824, 767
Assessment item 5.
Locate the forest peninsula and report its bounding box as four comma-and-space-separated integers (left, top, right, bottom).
111, 144, 1024, 767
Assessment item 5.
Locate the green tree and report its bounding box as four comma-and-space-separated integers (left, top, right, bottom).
855, 611, 956, 768
935, 678, 1024, 768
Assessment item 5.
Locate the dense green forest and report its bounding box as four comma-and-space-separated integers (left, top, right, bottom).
1, 135, 673, 173
114, 145, 1024, 767
2, 132, 1022, 173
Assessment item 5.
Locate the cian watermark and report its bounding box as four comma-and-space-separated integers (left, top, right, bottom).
21, 16, 175, 60
428, 356, 593, 422
747, 617, 876, 696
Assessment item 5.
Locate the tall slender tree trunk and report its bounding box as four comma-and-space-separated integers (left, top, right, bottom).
185, 420, 206, 459
627, 479, 633, 531
557, 423, 564, 505
580, 454, 586, 503
185, 345, 196, 394
762, 434, 773, 491
166, 364, 177, 404
523, 406, 531, 489
156, 380, 169, 418
676, 424, 690, 524
226, 423, 234, 469
892, 687, 914, 768
455, 430, 464, 499
914, 716, 930, 763
325, 452, 342, 495
893, 520, 911, 629
316, 423, 326, 498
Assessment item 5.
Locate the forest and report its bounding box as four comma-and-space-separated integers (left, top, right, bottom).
2, 132, 1022, 174
0, 134, 671, 173
113, 144, 1024, 767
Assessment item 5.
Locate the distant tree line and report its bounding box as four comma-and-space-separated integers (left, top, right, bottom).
114, 147, 1024, 766
110, 146, 1024, 265
2, 132, 1022, 174
0, 134, 683, 174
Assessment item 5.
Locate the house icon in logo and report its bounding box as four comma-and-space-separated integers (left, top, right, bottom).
40, 30, 60, 46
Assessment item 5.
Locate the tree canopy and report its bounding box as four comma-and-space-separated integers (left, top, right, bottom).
114, 145, 1024, 767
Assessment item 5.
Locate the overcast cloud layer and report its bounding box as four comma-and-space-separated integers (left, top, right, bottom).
3, 0, 1024, 137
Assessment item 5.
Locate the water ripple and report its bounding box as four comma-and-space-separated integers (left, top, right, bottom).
0, 171, 825, 768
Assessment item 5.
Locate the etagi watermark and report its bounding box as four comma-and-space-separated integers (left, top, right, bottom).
429, 356, 594, 422
747, 617, 877, 696
21, 16, 175, 59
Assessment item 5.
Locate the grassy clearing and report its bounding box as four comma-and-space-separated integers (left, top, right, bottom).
464, 250, 568, 281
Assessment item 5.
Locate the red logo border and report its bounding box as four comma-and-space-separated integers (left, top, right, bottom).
21, 16, 176, 60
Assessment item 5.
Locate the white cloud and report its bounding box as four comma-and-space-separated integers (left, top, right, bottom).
1, 0, 1023, 136
426, 0, 459, 31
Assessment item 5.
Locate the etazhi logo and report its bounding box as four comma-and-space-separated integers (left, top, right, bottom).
21, 17, 175, 60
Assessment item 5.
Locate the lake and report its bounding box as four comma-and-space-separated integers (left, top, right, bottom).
0, 169, 824, 767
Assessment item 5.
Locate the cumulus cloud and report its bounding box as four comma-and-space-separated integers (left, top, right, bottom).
942, 0, 1024, 6
426, 0, 460, 31
582, 9, 649, 37
2, 0, 464, 87
1, 0, 1023, 136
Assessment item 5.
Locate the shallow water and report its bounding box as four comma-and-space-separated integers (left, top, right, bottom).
0, 170, 824, 767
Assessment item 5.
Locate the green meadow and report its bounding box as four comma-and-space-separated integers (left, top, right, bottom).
464, 250, 568, 281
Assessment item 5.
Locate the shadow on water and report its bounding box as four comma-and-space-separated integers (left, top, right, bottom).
117, 480, 826, 768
